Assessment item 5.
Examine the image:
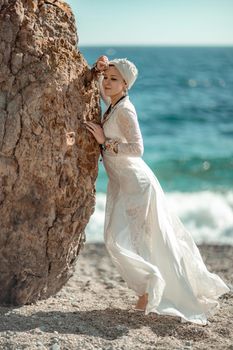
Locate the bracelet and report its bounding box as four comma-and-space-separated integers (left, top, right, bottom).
101, 139, 118, 154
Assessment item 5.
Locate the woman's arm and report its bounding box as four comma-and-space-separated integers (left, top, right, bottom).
94, 56, 111, 105
98, 75, 111, 106
85, 56, 111, 106
103, 107, 144, 157
84, 107, 144, 158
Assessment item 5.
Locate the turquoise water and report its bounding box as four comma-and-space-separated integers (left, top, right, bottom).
80, 46, 233, 244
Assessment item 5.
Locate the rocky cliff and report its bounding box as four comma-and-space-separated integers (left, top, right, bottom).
0, 0, 100, 304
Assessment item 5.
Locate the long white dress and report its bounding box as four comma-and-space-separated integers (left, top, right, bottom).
101, 95, 230, 325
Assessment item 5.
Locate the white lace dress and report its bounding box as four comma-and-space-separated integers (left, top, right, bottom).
101, 95, 230, 325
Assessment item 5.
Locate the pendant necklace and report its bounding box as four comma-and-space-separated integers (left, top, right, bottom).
99, 95, 127, 162
101, 95, 127, 125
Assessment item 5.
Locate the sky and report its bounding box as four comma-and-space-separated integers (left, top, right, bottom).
66, 0, 233, 46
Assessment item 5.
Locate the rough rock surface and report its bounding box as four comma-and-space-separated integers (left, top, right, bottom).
0, 0, 100, 305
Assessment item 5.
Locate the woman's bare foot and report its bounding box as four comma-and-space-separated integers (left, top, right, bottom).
134, 293, 148, 311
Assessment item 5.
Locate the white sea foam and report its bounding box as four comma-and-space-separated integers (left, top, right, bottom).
165, 190, 233, 245
85, 192, 106, 242
85, 190, 233, 245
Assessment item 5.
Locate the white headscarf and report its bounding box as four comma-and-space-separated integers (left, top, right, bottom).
108, 58, 138, 89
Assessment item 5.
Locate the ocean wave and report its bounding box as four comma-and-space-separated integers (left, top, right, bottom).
85, 190, 233, 245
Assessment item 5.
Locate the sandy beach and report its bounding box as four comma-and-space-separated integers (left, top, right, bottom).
0, 242, 232, 350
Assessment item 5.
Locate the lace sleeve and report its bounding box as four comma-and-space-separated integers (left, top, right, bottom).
114, 107, 144, 157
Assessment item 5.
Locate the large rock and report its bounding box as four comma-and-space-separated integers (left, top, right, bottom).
0, 0, 100, 304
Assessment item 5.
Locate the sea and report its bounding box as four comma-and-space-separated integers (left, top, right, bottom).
79, 46, 233, 245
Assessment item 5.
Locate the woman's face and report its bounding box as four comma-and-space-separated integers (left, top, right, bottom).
102, 66, 126, 98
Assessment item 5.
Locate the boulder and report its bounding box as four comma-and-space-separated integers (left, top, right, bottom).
0, 0, 100, 304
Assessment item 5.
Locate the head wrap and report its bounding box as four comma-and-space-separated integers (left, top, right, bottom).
108, 58, 138, 89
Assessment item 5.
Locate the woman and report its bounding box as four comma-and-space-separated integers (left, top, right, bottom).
84, 56, 230, 325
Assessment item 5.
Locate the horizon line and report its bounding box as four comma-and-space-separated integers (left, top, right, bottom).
78, 43, 233, 48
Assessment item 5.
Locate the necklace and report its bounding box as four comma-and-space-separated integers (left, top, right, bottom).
101, 95, 127, 125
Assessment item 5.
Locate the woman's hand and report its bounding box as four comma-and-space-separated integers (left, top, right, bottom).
95, 55, 109, 73
84, 121, 106, 144
88, 56, 109, 82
